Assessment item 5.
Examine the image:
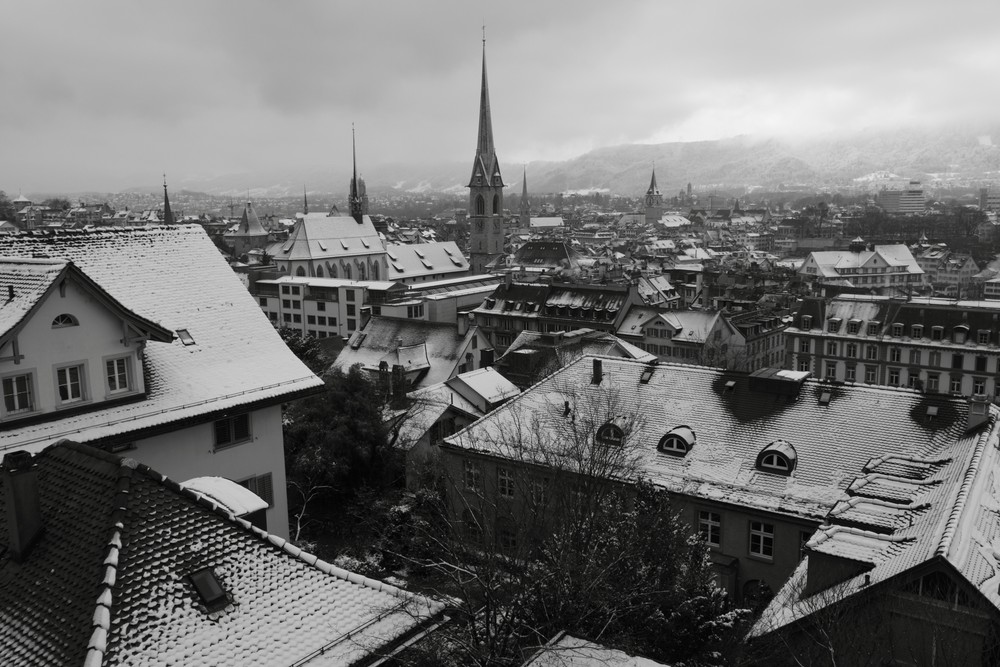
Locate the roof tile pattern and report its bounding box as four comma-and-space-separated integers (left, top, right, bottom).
0, 442, 443, 666
0, 257, 65, 339
0, 227, 323, 452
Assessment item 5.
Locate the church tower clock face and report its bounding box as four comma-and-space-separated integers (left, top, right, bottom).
475, 220, 485, 231
645, 195, 654, 206
492, 219, 502, 231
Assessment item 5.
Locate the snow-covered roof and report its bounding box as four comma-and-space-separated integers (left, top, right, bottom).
446, 356, 978, 524
266, 213, 384, 262
524, 633, 669, 667
385, 241, 469, 278
0, 441, 444, 666
0, 226, 323, 453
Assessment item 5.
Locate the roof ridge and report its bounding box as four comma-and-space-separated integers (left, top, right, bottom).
83, 448, 139, 667
936, 418, 998, 560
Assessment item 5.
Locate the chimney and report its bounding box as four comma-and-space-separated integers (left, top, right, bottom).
591, 358, 603, 385
967, 394, 991, 432
3, 450, 44, 562
504, 272, 513, 288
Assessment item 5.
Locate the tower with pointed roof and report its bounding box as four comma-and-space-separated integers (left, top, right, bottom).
347, 126, 369, 223
162, 175, 175, 225
468, 35, 505, 274
302, 185, 309, 216
644, 168, 662, 225
519, 167, 530, 229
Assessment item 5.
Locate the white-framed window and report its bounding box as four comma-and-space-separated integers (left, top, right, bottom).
845, 365, 856, 382
974, 378, 986, 394
865, 345, 879, 360
51, 313, 79, 328
749, 521, 774, 559
105, 356, 131, 394
214, 413, 252, 449
797, 359, 810, 372
699, 510, 721, 547
927, 374, 940, 392
979, 330, 991, 345
950, 378, 962, 393
846, 343, 857, 358
463, 460, 482, 492
890, 348, 901, 363
760, 453, 790, 472
2, 372, 35, 415
825, 341, 837, 356
825, 362, 836, 379
888, 368, 900, 385
498, 468, 515, 499
865, 365, 877, 383
798, 338, 809, 353
910, 349, 921, 364
891, 323, 903, 337
56, 364, 86, 404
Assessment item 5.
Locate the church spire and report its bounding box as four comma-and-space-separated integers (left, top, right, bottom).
476, 36, 494, 162
647, 167, 660, 196
303, 185, 309, 215
349, 125, 363, 223
162, 174, 175, 225
519, 166, 530, 227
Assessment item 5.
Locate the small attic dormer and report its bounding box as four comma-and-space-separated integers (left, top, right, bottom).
0, 258, 172, 425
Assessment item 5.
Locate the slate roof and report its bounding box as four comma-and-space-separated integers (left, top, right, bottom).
266, 213, 384, 262
0, 226, 323, 453
474, 282, 633, 330
335, 318, 475, 389
0, 442, 445, 666
803, 244, 922, 280
226, 201, 267, 238
446, 356, 978, 523
616, 307, 722, 345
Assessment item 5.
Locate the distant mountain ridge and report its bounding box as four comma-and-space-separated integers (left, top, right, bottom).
129, 125, 1000, 198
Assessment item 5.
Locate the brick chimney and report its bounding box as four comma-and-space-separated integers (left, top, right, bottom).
3, 450, 44, 562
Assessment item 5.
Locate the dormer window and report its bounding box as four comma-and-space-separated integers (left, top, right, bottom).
658, 425, 695, 456
827, 318, 841, 333
801, 315, 812, 329
931, 326, 944, 341
596, 418, 626, 447
756, 440, 797, 475
866, 321, 880, 336
953, 325, 968, 345
847, 319, 861, 334
51, 313, 78, 328
912, 324, 924, 338
891, 323, 903, 337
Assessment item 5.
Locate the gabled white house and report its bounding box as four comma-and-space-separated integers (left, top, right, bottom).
0, 226, 325, 538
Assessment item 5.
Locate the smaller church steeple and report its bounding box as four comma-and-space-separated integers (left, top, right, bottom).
162, 174, 175, 225
647, 168, 660, 197
644, 166, 662, 225
349, 125, 364, 224
303, 185, 309, 215
519, 166, 530, 228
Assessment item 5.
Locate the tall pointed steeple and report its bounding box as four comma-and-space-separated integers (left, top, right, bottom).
162, 174, 175, 225
468, 30, 506, 275
303, 185, 309, 215
644, 166, 663, 225
647, 168, 660, 197
519, 166, 530, 228
349, 125, 364, 223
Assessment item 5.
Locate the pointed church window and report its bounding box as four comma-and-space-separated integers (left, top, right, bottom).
493, 195, 500, 215
476, 195, 486, 216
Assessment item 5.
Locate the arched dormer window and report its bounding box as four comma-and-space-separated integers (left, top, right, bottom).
316, 265, 324, 278
756, 440, 797, 475
475, 195, 486, 216
657, 425, 696, 456
596, 417, 626, 447
52, 314, 79, 328
295, 266, 306, 277
492, 194, 500, 215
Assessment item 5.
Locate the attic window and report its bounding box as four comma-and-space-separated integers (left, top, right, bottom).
818, 391, 832, 406
800, 315, 812, 329
639, 365, 655, 384
189, 567, 228, 610
176, 329, 196, 346
827, 318, 841, 333
756, 440, 796, 475
926, 406, 939, 421
596, 419, 625, 447
658, 425, 695, 456
51, 313, 79, 328
866, 322, 880, 336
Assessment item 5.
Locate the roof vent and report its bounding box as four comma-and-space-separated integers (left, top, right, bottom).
591, 359, 603, 385
724, 380, 737, 393
639, 364, 655, 384
818, 391, 831, 406
925, 406, 938, 421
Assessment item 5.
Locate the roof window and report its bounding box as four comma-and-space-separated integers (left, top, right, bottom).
176, 329, 196, 346
658, 425, 695, 456
756, 440, 797, 475
189, 567, 228, 610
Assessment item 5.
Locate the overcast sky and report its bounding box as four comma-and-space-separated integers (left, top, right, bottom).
3, 0, 999, 193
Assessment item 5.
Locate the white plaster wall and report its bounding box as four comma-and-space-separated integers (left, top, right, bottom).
130, 404, 289, 539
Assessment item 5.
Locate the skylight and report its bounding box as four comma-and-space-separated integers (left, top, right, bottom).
189, 567, 227, 609
176, 329, 196, 346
